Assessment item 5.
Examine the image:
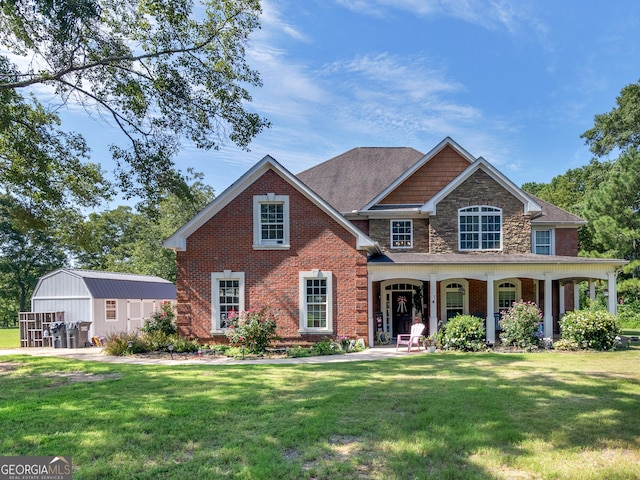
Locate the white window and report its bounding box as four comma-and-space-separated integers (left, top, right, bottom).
391, 220, 413, 248
497, 282, 517, 310
532, 229, 553, 255
459, 206, 502, 251
211, 272, 245, 332
444, 283, 465, 320
253, 194, 290, 249
105, 300, 117, 322
299, 270, 333, 333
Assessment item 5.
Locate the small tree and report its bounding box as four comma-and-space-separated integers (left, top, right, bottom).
499, 301, 543, 349
225, 306, 279, 354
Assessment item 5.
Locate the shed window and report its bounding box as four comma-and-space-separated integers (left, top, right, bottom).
105, 300, 117, 322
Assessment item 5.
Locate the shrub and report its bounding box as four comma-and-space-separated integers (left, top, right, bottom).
311, 337, 343, 355
141, 303, 176, 336
102, 331, 147, 356
499, 301, 542, 349
437, 314, 486, 351
559, 309, 621, 350
553, 338, 581, 351
225, 306, 279, 354
288, 346, 312, 358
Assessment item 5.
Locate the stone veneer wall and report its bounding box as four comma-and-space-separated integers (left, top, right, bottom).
429, 170, 531, 254
369, 218, 429, 252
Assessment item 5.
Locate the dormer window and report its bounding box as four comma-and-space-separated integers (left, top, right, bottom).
459, 206, 502, 251
391, 220, 412, 249
253, 194, 290, 249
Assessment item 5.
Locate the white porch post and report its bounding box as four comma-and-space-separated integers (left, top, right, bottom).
486, 275, 495, 343
368, 275, 374, 347
589, 280, 596, 302
607, 272, 618, 315
544, 273, 553, 338
429, 274, 438, 335
559, 283, 565, 317
573, 282, 580, 310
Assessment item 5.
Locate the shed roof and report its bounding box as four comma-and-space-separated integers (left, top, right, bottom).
43, 269, 176, 300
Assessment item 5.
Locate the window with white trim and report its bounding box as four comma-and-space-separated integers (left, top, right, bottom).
532, 229, 552, 255
459, 206, 502, 251
211, 272, 245, 331
105, 299, 117, 322
299, 270, 333, 332
497, 282, 517, 310
253, 194, 290, 249
391, 220, 412, 248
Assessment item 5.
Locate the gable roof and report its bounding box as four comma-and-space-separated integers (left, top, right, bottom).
164, 155, 378, 252
36, 269, 176, 300
361, 137, 476, 211
421, 157, 542, 216
296, 147, 424, 213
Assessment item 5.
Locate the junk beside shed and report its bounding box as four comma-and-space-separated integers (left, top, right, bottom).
19, 312, 93, 348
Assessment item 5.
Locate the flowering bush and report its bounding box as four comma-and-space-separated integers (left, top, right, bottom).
224, 306, 279, 354
141, 303, 176, 336
437, 314, 485, 351
311, 337, 342, 355
559, 309, 621, 351
499, 301, 542, 349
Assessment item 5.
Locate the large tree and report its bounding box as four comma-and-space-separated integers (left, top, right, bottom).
73, 169, 214, 281
0, 0, 268, 211
582, 80, 640, 156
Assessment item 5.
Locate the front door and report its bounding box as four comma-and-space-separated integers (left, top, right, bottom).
392, 291, 413, 335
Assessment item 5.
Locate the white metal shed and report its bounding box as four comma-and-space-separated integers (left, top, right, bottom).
31, 269, 176, 338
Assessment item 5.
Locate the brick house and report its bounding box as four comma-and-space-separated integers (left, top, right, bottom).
164, 137, 626, 345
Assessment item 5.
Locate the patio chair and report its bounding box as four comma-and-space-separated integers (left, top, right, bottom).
396, 322, 426, 352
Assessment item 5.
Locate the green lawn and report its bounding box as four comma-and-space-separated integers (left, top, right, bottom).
0, 328, 19, 348
1, 350, 639, 479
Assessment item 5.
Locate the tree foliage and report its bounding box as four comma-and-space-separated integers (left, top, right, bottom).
582, 80, 640, 156
72, 169, 214, 281
0, 0, 268, 209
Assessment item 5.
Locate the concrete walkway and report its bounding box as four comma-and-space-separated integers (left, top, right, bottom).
0, 344, 421, 366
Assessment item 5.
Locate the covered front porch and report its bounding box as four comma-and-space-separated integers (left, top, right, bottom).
366, 253, 626, 346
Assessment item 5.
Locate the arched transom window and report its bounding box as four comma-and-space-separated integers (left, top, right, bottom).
459, 206, 502, 251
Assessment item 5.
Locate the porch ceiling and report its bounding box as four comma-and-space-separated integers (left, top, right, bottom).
367, 252, 627, 282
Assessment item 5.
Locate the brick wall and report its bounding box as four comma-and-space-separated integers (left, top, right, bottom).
429, 170, 532, 254
175, 169, 369, 344
555, 228, 579, 256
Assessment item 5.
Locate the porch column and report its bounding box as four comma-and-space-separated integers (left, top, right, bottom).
607, 272, 618, 315
486, 274, 495, 343
589, 280, 596, 302
429, 274, 438, 335
544, 273, 553, 338
559, 283, 565, 317
367, 275, 374, 347
574, 282, 580, 310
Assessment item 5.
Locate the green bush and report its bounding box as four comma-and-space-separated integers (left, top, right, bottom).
617, 302, 640, 329
225, 306, 279, 354
437, 314, 486, 351
311, 337, 343, 355
141, 303, 177, 336
559, 309, 621, 350
499, 301, 543, 349
288, 346, 312, 358
102, 331, 147, 356
171, 335, 200, 353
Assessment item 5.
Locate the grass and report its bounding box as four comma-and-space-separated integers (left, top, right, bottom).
0, 327, 19, 348
1, 349, 640, 479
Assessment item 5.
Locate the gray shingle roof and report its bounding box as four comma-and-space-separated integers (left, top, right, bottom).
530, 195, 586, 225
296, 147, 424, 213
69, 269, 176, 300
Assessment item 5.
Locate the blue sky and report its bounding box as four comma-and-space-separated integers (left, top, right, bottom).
66, 0, 640, 200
